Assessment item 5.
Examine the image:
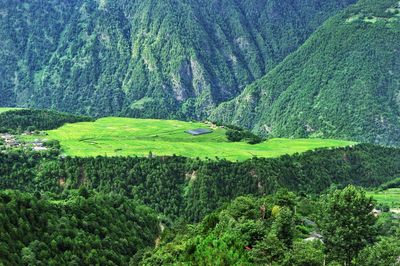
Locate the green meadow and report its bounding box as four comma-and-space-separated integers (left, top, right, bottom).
367, 188, 400, 209
0, 107, 21, 114
43, 117, 354, 160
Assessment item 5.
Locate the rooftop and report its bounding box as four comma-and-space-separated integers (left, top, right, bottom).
185, 128, 213, 136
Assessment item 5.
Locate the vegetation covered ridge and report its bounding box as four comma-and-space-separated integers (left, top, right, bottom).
211, 0, 400, 146
0, 107, 23, 114
0, 0, 356, 118
1, 143, 399, 222
0, 109, 93, 133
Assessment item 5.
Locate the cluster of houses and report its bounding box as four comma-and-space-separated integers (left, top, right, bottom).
0, 134, 20, 148
0, 133, 48, 152
31, 139, 48, 151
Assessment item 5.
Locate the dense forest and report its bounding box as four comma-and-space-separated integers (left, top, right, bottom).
1, 144, 399, 222
1, 184, 399, 265
1, 124, 400, 264
0, 0, 355, 119
0, 109, 93, 133
140, 187, 400, 265
0, 190, 159, 265
212, 0, 400, 146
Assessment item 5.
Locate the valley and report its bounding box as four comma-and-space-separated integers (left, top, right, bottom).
0, 109, 399, 265
1, 0, 400, 264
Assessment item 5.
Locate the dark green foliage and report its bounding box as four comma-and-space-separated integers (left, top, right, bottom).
0, 0, 356, 119
0, 1, 79, 107
379, 177, 400, 190
183, 144, 400, 221
0, 143, 398, 264
140, 194, 296, 265
281, 242, 325, 266
0, 109, 93, 133
319, 186, 377, 265
225, 128, 263, 144
0, 190, 159, 265
226, 129, 245, 142
375, 212, 400, 237
0, 144, 399, 222
43, 140, 61, 150
250, 234, 287, 265
355, 236, 400, 266
139, 187, 400, 265
139, 188, 381, 265
215, 122, 263, 143
0, 152, 188, 221
271, 207, 295, 248
212, 0, 400, 146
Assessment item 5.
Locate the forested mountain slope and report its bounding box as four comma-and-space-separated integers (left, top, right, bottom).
212, 0, 400, 146
1, 144, 399, 222
0, 191, 159, 265
0, 0, 355, 118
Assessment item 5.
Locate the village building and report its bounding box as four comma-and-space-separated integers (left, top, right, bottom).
32, 146, 48, 152
185, 128, 213, 136
1, 134, 20, 148
304, 232, 323, 243
1, 133, 48, 151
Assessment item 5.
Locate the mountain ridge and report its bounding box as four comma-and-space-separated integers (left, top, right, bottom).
211, 0, 400, 146
0, 0, 356, 118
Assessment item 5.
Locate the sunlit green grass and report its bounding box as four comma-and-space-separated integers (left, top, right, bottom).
42, 117, 355, 161
367, 188, 400, 208
0, 107, 21, 114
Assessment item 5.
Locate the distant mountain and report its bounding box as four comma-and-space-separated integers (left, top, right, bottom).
0, 0, 355, 118
211, 0, 400, 146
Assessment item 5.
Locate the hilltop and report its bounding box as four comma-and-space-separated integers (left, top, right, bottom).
211, 0, 400, 146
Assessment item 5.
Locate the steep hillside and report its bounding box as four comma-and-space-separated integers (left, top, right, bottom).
211, 0, 400, 146
0, 1, 79, 107
0, 191, 159, 265
0, 0, 355, 118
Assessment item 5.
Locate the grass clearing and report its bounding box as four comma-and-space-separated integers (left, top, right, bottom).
0, 107, 22, 114
363, 16, 379, 23
130, 97, 155, 110
41, 117, 355, 160
346, 14, 361, 23
367, 188, 400, 209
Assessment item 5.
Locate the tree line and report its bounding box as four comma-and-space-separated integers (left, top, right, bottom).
0, 144, 399, 222
0, 109, 93, 133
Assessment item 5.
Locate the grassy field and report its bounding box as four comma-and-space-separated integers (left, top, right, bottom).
0, 107, 21, 114
40, 117, 355, 160
367, 188, 400, 209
